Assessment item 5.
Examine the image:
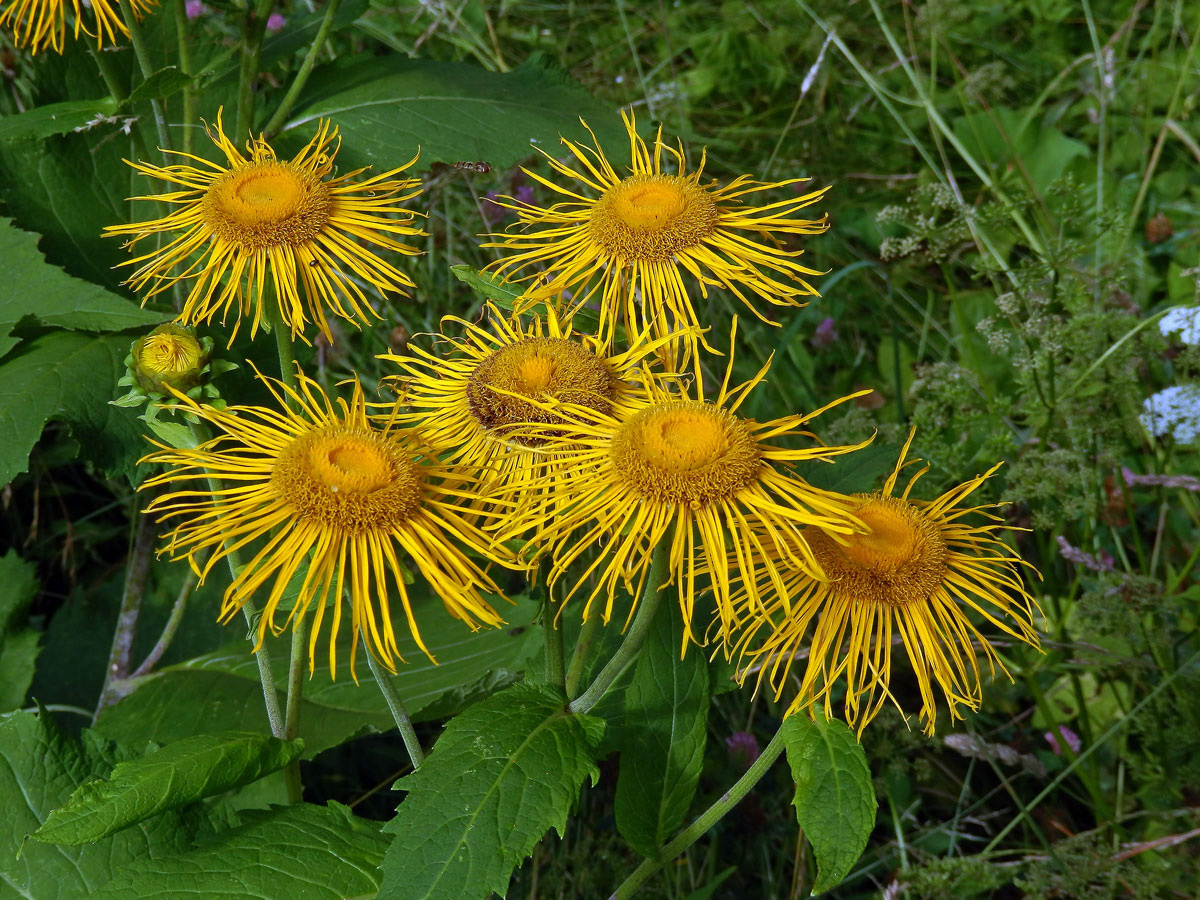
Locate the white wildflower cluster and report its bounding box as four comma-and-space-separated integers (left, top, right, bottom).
1140, 384, 1200, 444
1158, 306, 1200, 345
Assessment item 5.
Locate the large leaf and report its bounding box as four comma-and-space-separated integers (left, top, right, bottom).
0, 215, 164, 359
34, 732, 304, 845
286, 54, 625, 171
802, 441, 897, 494
952, 105, 1089, 195
0, 711, 210, 900
93, 802, 388, 900
380, 682, 605, 900
0, 549, 41, 711
614, 598, 709, 858
783, 713, 876, 895
0, 126, 141, 290
0, 331, 149, 485
94, 598, 540, 758
0, 99, 121, 142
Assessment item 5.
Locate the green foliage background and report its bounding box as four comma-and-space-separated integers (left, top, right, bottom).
2, 0, 1199, 898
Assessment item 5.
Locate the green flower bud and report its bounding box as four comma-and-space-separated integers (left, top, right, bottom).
131, 324, 207, 393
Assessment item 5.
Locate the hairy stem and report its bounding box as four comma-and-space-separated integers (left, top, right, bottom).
282, 614, 310, 803
173, 0, 197, 156
118, 0, 171, 152
263, 0, 341, 138
188, 419, 287, 738
94, 499, 158, 718
610, 725, 787, 899
568, 543, 671, 715
235, 0, 277, 139
367, 647, 425, 769
132, 563, 200, 677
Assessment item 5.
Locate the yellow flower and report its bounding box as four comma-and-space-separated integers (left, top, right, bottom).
379, 303, 680, 511
131, 324, 206, 393
484, 110, 828, 359
105, 111, 424, 346
495, 321, 868, 649
0, 0, 153, 54
141, 368, 517, 676
731, 430, 1042, 735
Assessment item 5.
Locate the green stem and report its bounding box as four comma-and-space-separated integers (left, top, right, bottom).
173, 0, 197, 156
985, 648, 1200, 853
118, 0, 171, 153
88, 45, 127, 103
367, 647, 425, 769
132, 564, 198, 677
236, 0, 277, 140
266, 292, 298, 389
281, 614, 309, 803
1117, 14, 1200, 260
186, 419, 286, 738
540, 560, 565, 691
610, 724, 787, 900
568, 543, 671, 715
263, 0, 340, 138
94, 499, 158, 717
564, 610, 601, 700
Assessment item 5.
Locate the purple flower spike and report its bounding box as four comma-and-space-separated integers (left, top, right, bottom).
266, 12, 286, 32
812, 316, 837, 349
725, 731, 760, 769
1044, 725, 1081, 757
185, 0, 206, 18
480, 190, 509, 224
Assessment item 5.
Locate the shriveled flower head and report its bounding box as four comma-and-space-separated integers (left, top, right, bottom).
484, 110, 829, 360
141, 368, 518, 676
380, 303, 681, 510
496, 321, 868, 649
731, 430, 1042, 735
0, 0, 154, 54
105, 110, 424, 346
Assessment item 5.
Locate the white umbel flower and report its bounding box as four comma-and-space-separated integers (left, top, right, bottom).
1141, 384, 1200, 444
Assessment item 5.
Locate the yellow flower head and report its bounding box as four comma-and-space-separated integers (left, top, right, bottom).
131, 324, 206, 393
380, 303, 681, 509
0, 0, 153, 54
496, 320, 869, 650
484, 110, 829, 359
731, 430, 1043, 735
105, 111, 425, 346
141, 367, 518, 677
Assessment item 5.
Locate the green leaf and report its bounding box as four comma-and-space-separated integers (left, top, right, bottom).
0, 711, 212, 900
614, 598, 709, 858
0, 331, 150, 486
802, 441, 898, 494
0, 125, 142, 291
287, 54, 625, 171
449, 264, 601, 332
94, 801, 388, 899
0, 99, 120, 142
94, 598, 540, 758
450, 264, 525, 306
783, 713, 876, 895
380, 682, 605, 900
198, 0, 370, 90
951, 105, 1089, 195
0, 216, 165, 359
34, 732, 304, 845
0, 630, 40, 712
127, 67, 193, 105
0, 548, 39, 630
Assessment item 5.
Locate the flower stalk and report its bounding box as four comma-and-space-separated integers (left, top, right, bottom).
568, 542, 671, 715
